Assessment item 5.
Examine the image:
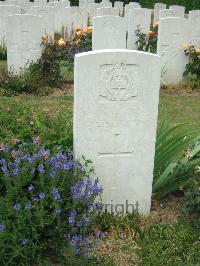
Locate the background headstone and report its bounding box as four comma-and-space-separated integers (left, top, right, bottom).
97, 7, 118, 16
154, 3, 166, 24
188, 10, 200, 48
92, 16, 126, 50
169, 5, 185, 18
157, 17, 190, 84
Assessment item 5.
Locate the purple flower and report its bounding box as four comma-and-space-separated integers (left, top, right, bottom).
38, 192, 45, 200
71, 234, 78, 247
68, 216, 75, 223
95, 202, 103, 211
13, 203, 21, 212
0, 223, 5, 232
52, 187, 61, 201
21, 239, 28, 245
55, 208, 61, 215
69, 210, 77, 216
28, 184, 34, 192
50, 171, 56, 178
13, 168, 19, 175
38, 164, 44, 173
96, 231, 104, 238
24, 203, 32, 210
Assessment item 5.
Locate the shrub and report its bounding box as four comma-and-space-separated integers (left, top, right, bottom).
153, 122, 200, 198
136, 24, 158, 54
0, 43, 7, 60
183, 45, 200, 80
0, 141, 103, 264
183, 173, 200, 230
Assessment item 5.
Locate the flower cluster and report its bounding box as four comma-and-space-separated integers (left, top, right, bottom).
0, 141, 103, 264
182, 45, 200, 78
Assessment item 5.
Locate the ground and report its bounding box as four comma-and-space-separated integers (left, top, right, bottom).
0, 74, 200, 265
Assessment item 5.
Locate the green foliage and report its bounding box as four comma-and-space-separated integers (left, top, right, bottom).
136, 25, 158, 54
153, 122, 200, 198
184, 46, 200, 79
138, 0, 200, 13
138, 222, 200, 265
183, 174, 200, 230
0, 44, 7, 60
0, 97, 73, 149
0, 142, 103, 264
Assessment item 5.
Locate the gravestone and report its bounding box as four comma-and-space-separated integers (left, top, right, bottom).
159, 8, 182, 19
0, 4, 20, 46
7, 14, 43, 75
64, 7, 88, 34
124, 3, 141, 29
97, 7, 118, 16
127, 8, 151, 50
88, 3, 101, 25
157, 17, 190, 84
100, 0, 112, 8
31, 6, 54, 38
154, 3, 166, 24
54, 1, 70, 31
34, 0, 48, 5
74, 50, 161, 215
92, 16, 126, 50
114, 1, 123, 16
169, 5, 185, 18
188, 10, 200, 48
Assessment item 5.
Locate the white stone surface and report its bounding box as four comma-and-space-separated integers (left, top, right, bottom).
54, 1, 70, 32
188, 10, 200, 48
7, 14, 43, 75
31, 5, 54, 38
114, 1, 123, 16
159, 8, 183, 19
154, 3, 166, 23
88, 3, 101, 25
63, 7, 88, 34
92, 16, 126, 50
100, 0, 112, 8
0, 4, 20, 45
124, 3, 141, 29
74, 49, 161, 215
97, 7, 118, 16
127, 8, 151, 50
169, 5, 185, 18
157, 17, 190, 84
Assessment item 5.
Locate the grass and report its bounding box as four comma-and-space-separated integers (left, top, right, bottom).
0, 93, 200, 265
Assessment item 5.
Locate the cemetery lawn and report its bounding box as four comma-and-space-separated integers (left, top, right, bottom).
0, 93, 200, 265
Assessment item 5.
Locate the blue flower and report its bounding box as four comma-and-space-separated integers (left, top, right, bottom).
55, 208, 61, 215
13, 168, 19, 175
50, 171, 56, 178
38, 192, 45, 200
28, 184, 34, 192
24, 203, 32, 210
71, 234, 78, 247
38, 164, 44, 173
68, 216, 75, 223
52, 187, 61, 201
21, 239, 28, 245
13, 203, 21, 212
69, 210, 77, 216
0, 223, 5, 233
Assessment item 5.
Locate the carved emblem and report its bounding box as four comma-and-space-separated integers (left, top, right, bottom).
99, 61, 138, 101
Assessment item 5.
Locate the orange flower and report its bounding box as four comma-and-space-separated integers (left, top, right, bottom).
74, 39, 81, 45
195, 49, 200, 54
42, 34, 48, 41
75, 27, 82, 32
155, 20, 160, 26
76, 30, 83, 37
149, 31, 156, 36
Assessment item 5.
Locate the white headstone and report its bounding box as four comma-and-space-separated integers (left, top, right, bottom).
157, 17, 190, 84
159, 8, 182, 19
63, 7, 88, 34
92, 16, 126, 50
188, 10, 200, 48
127, 8, 151, 50
100, 0, 112, 8
7, 14, 43, 75
124, 3, 141, 29
97, 7, 118, 16
88, 3, 101, 25
54, 1, 70, 32
114, 1, 123, 16
169, 5, 185, 18
154, 3, 166, 23
74, 49, 161, 215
